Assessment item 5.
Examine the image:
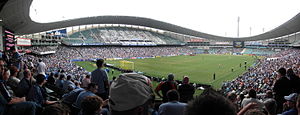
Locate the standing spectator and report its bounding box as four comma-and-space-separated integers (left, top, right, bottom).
273, 68, 292, 113
81, 75, 91, 88
281, 93, 298, 115
286, 68, 300, 93
37, 59, 47, 76
155, 73, 178, 102
15, 69, 34, 97
109, 73, 155, 115
158, 90, 187, 115
10, 47, 21, 70
91, 59, 109, 100
178, 76, 195, 103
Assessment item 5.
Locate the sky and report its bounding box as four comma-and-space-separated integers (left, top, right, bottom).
29, 0, 300, 38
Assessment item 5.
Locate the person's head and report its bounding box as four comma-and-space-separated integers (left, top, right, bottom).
81, 96, 103, 115
9, 66, 19, 77
23, 69, 32, 79
54, 73, 59, 78
287, 68, 296, 77
42, 103, 70, 115
264, 99, 277, 115
109, 73, 153, 115
36, 74, 46, 85
38, 59, 42, 62
284, 93, 298, 108
167, 73, 174, 81
227, 92, 237, 103
66, 75, 72, 80
59, 74, 65, 80
244, 109, 265, 115
182, 76, 189, 84
265, 90, 273, 99
185, 88, 237, 115
85, 75, 90, 79
248, 89, 257, 98
167, 90, 180, 102
87, 83, 98, 93
96, 59, 104, 68
277, 68, 286, 77
1, 68, 10, 81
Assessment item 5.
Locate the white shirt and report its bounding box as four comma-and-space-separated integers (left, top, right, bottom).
37, 62, 47, 75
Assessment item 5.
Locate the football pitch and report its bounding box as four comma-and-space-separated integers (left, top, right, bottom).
74, 54, 257, 89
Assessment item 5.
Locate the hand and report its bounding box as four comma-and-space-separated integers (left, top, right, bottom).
8, 97, 26, 104
103, 99, 109, 106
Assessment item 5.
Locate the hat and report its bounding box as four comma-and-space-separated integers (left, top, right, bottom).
183, 76, 189, 84
109, 73, 153, 111
284, 93, 298, 102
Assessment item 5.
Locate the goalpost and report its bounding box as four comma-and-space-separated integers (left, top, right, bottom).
119, 60, 134, 70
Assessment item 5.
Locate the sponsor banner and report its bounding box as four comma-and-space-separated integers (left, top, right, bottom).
16, 38, 31, 46
233, 41, 245, 48
46, 29, 67, 37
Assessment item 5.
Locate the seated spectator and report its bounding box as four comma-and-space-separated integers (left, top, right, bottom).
155, 73, 178, 102
281, 93, 298, 115
55, 74, 65, 89
80, 96, 108, 115
73, 83, 98, 109
185, 88, 237, 115
227, 92, 239, 112
158, 90, 187, 115
27, 74, 57, 107
42, 103, 70, 115
15, 69, 34, 97
81, 75, 91, 88
178, 76, 195, 103
63, 75, 75, 92
109, 73, 155, 115
241, 89, 264, 109
7, 66, 20, 93
62, 87, 84, 105
46, 72, 56, 85
0, 68, 37, 115
264, 99, 277, 115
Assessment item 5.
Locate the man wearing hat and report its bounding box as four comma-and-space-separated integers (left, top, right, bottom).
281, 93, 298, 115
109, 73, 156, 115
155, 73, 178, 102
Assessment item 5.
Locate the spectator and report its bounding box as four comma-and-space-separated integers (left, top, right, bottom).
73, 83, 98, 109
7, 66, 20, 93
55, 74, 65, 89
81, 75, 91, 88
185, 88, 237, 115
91, 59, 109, 100
42, 103, 70, 115
281, 93, 298, 115
109, 73, 155, 115
27, 74, 57, 107
155, 73, 178, 102
0, 67, 37, 115
273, 68, 292, 113
178, 76, 195, 103
15, 69, 34, 97
158, 90, 187, 115
47, 72, 56, 85
286, 68, 300, 93
63, 75, 75, 92
241, 89, 264, 109
80, 96, 108, 115
227, 92, 239, 112
264, 99, 277, 115
10, 47, 21, 70
37, 59, 47, 76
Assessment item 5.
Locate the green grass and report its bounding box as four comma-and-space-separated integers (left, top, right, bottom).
74, 54, 256, 89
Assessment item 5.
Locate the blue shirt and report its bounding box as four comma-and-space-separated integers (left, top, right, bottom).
91, 68, 108, 94
62, 80, 75, 91
73, 91, 96, 109
282, 108, 297, 115
62, 88, 84, 104
158, 101, 187, 115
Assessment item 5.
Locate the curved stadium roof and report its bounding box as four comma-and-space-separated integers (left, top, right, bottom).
0, 0, 300, 41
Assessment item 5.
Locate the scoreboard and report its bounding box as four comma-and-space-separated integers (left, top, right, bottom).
233, 41, 245, 48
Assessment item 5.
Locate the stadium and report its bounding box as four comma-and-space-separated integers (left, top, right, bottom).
1, 0, 300, 115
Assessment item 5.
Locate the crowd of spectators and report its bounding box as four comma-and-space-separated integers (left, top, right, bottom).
1, 45, 300, 115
